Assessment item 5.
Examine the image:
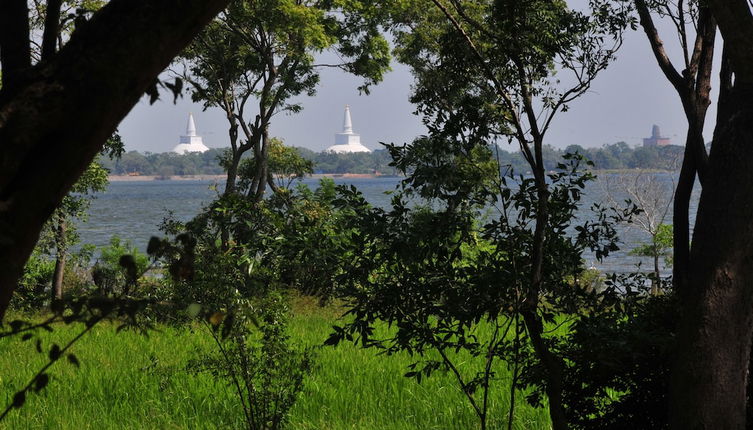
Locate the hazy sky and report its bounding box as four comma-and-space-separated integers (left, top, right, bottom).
118, 15, 716, 154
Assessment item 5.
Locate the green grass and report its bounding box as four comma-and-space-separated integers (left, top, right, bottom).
0, 298, 551, 429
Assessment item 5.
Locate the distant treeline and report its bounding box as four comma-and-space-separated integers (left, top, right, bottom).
496, 142, 684, 172
100, 149, 227, 176
100, 147, 402, 176
101, 142, 684, 176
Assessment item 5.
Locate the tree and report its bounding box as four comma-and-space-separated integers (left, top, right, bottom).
336, 1, 631, 428
664, 1, 753, 427
633, 0, 716, 304
48, 158, 108, 301
179, 0, 390, 199
630, 223, 673, 285
42, 133, 123, 302
630, 0, 753, 426
329, 134, 635, 429
0, 0, 229, 318
601, 170, 674, 293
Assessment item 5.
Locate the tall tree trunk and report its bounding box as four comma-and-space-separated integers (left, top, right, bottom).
52, 213, 67, 301
669, 82, 753, 430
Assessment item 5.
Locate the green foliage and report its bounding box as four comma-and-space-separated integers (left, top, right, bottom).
154, 177, 353, 307
189, 292, 313, 430
177, 0, 393, 196
181, 0, 391, 111
10, 252, 56, 312
391, 0, 632, 149
630, 223, 673, 267
528, 275, 675, 430
327, 142, 637, 426
238, 138, 314, 192
386, 135, 499, 209
92, 236, 151, 295
493, 143, 684, 172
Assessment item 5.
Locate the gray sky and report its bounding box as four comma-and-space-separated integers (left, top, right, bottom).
118, 15, 716, 153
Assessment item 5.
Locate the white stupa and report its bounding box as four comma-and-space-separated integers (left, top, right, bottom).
326, 105, 371, 153
172, 113, 210, 154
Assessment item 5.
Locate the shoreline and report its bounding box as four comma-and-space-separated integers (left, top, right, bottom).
108, 169, 674, 182
107, 174, 227, 182
107, 173, 403, 182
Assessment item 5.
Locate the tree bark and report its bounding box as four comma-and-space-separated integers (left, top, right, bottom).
652, 250, 660, 295
524, 134, 567, 430
669, 83, 753, 430
0, 0, 31, 94
225, 151, 242, 195
41, 0, 63, 61
0, 0, 229, 320
672, 127, 700, 295
523, 311, 567, 430
52, 213, 67, 301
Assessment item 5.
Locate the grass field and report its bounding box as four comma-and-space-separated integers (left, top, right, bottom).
0, 297, 551, 429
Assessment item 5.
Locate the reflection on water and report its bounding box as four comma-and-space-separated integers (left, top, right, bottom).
79, 173, 699, 274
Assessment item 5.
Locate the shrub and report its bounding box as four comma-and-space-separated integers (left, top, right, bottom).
188, 291, 313, 430
10, 251, 56, 311
92, 236, 150, 295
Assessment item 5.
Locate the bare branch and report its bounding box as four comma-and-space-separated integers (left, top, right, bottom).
634, 0, 685, 92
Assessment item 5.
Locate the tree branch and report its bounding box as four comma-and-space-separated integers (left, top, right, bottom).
41, 0, 63, 60
707, 0, 753, 82
634, 0, 685, 92
0, 0, 32, 93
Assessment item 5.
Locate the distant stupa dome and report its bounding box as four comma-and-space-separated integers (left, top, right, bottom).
172, 113, 210, 154
326, 106, 371, 153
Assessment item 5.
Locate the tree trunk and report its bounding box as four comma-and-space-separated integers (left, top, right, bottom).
0, 0, 229, 320
523, 311, 568, 430
224, 151, 242, 195
652, 251, 660, 295
252, 129, 271, 202
669, 82, 753, 430
672, 134, 697, 295
526, 147, 568, 430
52, 214, 67, 301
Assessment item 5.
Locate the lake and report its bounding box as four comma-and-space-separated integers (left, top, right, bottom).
78, 174, 698, 274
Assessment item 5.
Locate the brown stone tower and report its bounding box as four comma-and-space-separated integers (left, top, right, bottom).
643, 124, 671, 147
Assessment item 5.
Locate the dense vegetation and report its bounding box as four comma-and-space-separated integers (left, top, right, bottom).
100, 142, 685, 177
